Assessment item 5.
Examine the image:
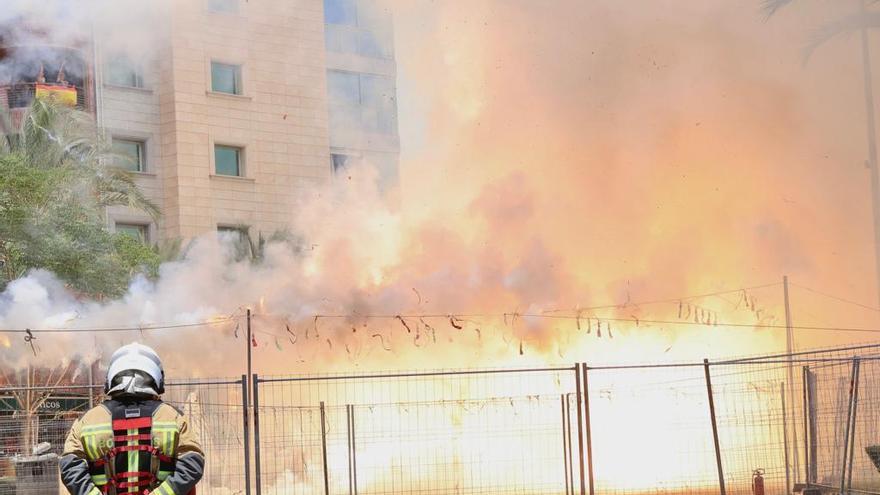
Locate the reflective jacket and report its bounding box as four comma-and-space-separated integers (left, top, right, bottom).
60, 397, 204, 495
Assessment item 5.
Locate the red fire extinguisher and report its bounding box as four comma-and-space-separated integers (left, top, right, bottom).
752, 468, 765, 495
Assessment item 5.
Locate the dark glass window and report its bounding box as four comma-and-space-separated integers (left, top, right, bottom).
331, 153, 351, 174
211, 62, 242, 95
215, 145, 242, 176
112, 139, 145, 172
116, 223, 148, 243
105, 55, 144, 88
324, 0, 357, 25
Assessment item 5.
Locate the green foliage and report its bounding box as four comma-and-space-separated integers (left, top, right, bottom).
0, 101, 161, 297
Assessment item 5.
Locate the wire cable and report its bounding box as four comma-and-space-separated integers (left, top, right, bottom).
790, 282, 880, 313
541, 282, 782, 314
0, 316, 241, 334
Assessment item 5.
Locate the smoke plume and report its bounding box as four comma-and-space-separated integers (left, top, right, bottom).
2, 0, 880, 378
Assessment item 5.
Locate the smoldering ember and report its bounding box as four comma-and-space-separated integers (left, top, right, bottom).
2, 0, 880, 494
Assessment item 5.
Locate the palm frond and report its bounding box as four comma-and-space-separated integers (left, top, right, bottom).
803, 11, 880, 61
5, 100, 161, 220
93, 167, 161, 219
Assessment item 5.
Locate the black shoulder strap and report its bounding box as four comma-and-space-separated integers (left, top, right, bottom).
104, 398, 163, 419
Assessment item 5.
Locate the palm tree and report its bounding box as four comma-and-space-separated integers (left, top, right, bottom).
1, 98, 159, 219
0, 99, 163, 296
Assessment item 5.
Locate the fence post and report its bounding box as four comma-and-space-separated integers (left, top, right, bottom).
561, 394, 571, 495
347, 404, 359, 495
574, 364, 587, 495
567, 394, 575, 494
781, 381, 791, 495
246, 309, 253, 400
840, 358, 859, 495
802, 366, 810, 487
241, 375, 252, 495
351, 404, 357, 495
807, 367, 819, 484
847, 357, 862, 493
703, 359, 726, 495
321, 401, 331, 495
252, 374, 262, 495
347, 405, 353, 495
581, 365, 595, 495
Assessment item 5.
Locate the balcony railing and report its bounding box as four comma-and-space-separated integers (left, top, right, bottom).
0, 82, 90, 112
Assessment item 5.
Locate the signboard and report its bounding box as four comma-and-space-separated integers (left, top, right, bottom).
0, 395, 90, 413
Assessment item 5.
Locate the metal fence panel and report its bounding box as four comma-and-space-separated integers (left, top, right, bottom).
255, 367, 579, 495
711, 360, 794, 495
5, 343, 880, 495
163, 378, 249, 495
585, 364, 720, 495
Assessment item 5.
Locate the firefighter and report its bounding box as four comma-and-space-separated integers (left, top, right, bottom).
59, 343, 204, 495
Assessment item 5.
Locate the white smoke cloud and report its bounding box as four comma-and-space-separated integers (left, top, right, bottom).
3, 0, 867, 379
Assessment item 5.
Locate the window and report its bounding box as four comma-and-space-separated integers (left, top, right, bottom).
211, 62, 242, 95
217, 225, 252, 259
115, 223, 148, 243
324, 0, 357, 25
105, 55, 144, 88
360, 74, 396, 133
327, 70, 360, 106
207, 0, 239, 13
323, 0, 394, 59
331, 153, 351, 174
111, 138, 145, 172
327, 70, 397, 134
214, 145, 243, 176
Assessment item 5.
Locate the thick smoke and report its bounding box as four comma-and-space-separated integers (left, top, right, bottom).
2, 0, 879, 377
0, 0, 167, 84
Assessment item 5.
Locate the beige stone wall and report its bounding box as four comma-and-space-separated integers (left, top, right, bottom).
103, 0, 332, 242
100, 46, 165, 241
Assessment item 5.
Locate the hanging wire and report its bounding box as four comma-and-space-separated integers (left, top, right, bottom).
0, 315, 242, 334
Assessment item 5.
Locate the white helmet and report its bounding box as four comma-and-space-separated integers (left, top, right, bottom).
105, 343, 165, 394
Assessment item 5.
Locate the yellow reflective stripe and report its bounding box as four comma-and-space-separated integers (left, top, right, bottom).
81, 424, 111, 461
82, 433, 100, 460
91, 474, 108, 485
128, 428, 138, 492
152, 426, 178, 456
81, 434, 94, 460
82, 423, 112, 431
157, 470, 171, 481
87, 487, 102, 495
157, 481, 176, 495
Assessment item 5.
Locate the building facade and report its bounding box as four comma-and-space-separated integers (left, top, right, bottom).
0, 0, 399, 245
323, 0, 400, 189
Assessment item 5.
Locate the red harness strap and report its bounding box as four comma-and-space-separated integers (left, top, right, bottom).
104, 414, 158, 494
90, 400, 189, 495
95, 445, 174, 468
112, 417, 152, 430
